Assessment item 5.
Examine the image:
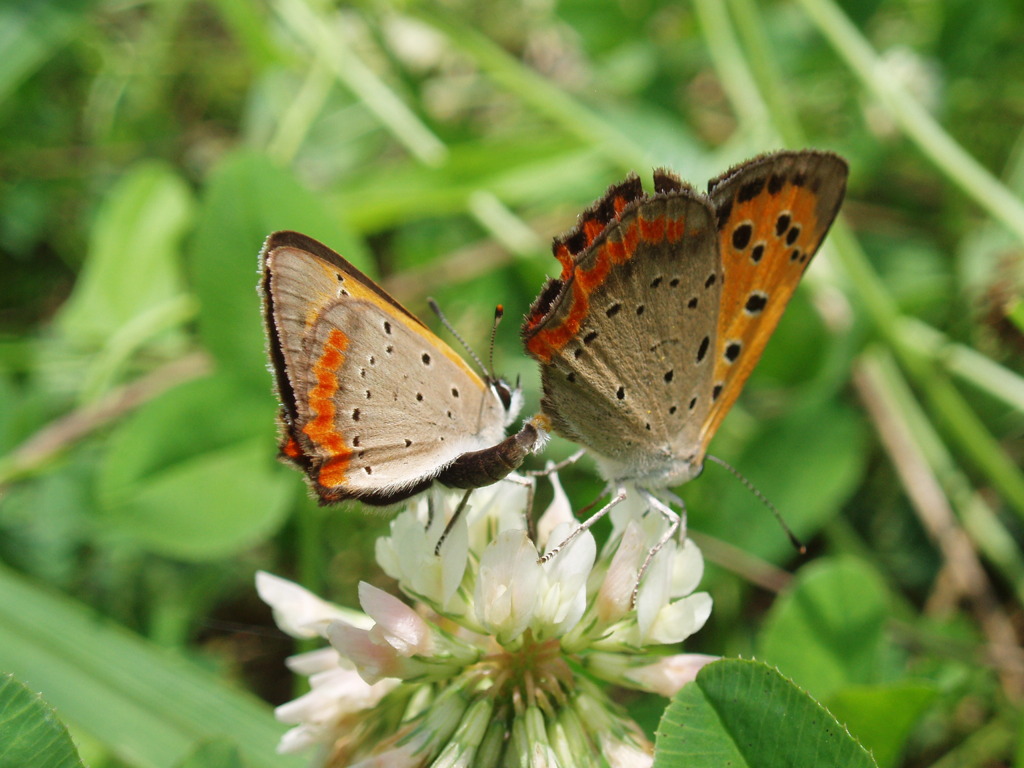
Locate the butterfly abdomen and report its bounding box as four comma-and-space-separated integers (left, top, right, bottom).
439, 419, 546, 489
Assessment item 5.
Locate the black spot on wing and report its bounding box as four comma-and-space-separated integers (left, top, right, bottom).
716, 198, 733, 230
737, 177, 766, 203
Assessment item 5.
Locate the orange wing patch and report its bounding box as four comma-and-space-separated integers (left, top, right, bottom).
301, 328, 353, 488
523, 170, 691, 363
524, 207, 689, 364
698, 153, 847, 456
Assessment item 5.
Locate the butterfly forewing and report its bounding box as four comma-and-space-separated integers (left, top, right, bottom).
698, 151, 848, 458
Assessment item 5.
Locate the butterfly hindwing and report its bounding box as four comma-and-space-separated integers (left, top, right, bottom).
300, 301, 506, 500
261, 231, 512, 505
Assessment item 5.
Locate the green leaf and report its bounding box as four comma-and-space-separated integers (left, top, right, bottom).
757, 557, 890, 701
331, 140, 613, 233
0, 564, 302, 768
0, 673, 84, 768
103, 438, 292, 560
0, 0, 89, 106
56, 161, 194, 348
190, 149, 364, 392
828, 683, 937, 768
97, 374, 292, 560
1007, 298, 1024, 335
0, 371, 19, 452
748, 290, 831, 386
653, 659, 876, 768
175, 740, 246, 768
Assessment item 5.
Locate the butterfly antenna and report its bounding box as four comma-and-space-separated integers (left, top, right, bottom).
487, 305, 504, 380
705, 455, 806, 554
426, 297, 489, 377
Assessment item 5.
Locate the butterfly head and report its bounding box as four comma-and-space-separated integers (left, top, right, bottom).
488, 374, 525, 428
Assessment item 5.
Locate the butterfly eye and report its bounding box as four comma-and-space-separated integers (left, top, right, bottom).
492, 379, 514, 411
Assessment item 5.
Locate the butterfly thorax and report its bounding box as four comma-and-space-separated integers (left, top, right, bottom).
592, 450, 704, 489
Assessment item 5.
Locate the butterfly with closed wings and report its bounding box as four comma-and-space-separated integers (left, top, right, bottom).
261, 231, 546, 508
522, 149, 848, 560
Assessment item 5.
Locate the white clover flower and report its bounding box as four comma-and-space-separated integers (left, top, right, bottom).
258, 476, 715, 767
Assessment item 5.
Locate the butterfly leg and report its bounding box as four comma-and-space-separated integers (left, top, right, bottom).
630, 490, 685, 607
538, 485, 628, 564
425, 489, 438, 529
434, 488, 474, 556
523, 448, 587, 477
660, 488, 688, 542
500, 473, 538, 540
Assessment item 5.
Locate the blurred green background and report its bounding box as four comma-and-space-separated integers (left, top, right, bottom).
1, 0, 1023, 766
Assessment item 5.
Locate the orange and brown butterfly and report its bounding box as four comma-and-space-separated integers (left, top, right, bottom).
522, 150, 847, 492
261, 231, 545, 507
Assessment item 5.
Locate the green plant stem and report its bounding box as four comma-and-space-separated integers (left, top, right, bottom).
79, 294, 197, 406
896, 346, 1024, 516
859, 349, 1024, 605
925, 711, 1018, 768
295, 500, 327, 674
412, 6, 651, 173
269, 3, 554, 260
467, 191, 544, 258
836, 227, 1024, 518
267, 56, 334, 166
726, 0, 807, 145
900, 318, 1024, 414
693, 0, 774, 144
272, 0, 447, 166
796, 0, 1024, 246
0, 353, 211, 488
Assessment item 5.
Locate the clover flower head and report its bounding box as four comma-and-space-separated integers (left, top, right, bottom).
258, 474, 714, 767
